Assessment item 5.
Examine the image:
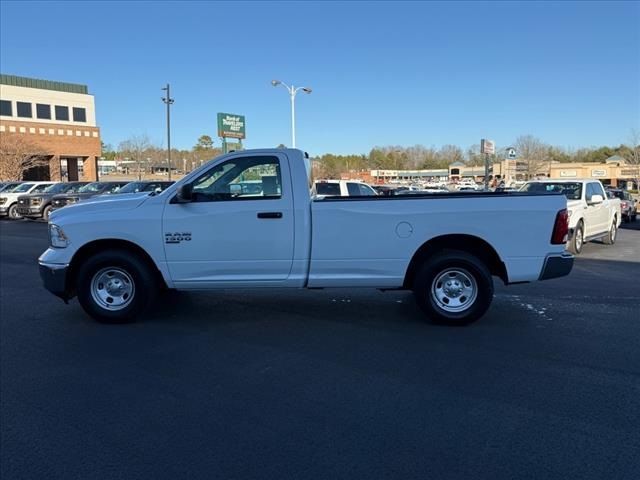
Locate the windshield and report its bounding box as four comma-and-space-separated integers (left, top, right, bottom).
44, 183, 80, 194
1, 183, 22, 192
12, 183, 35, 193
118, 182, 145, 193
78, 182, 105, 193
520, 182, 582, 200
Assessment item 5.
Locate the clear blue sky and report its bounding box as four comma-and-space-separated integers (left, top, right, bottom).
1, 1, 639, 156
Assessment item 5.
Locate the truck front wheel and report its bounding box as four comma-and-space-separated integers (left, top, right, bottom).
76, 249, 157, 323
413, 250, 493, 326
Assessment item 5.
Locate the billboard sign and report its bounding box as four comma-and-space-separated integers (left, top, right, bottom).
559, 170, 577, 177
217, 113, 246, 139
591, 169, 607, 177
481, 139, 495, 155
506, 147, 517, 159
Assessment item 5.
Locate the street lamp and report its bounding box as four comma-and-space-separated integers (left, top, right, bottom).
271, 79, 312, 148
161, 84, 174, 181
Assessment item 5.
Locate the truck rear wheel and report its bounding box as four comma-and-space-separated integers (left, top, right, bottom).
603, 219, 617, 245
570, 221, 584, 254
413, 250, 493, 326
76, 249, 157, 323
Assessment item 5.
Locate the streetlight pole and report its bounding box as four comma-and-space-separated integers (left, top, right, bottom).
271, 80, 312, 148
161, 84, 174, 181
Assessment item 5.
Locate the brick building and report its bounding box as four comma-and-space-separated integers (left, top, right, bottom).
0, 74, 101, 181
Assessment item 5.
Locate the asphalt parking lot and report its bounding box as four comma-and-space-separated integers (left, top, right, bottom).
1, 219, 639, 480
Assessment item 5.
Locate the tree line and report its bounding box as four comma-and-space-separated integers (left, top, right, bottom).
313, 134, 640, 180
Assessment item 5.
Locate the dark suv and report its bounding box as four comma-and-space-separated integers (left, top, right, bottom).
50, 181, 129, 212
607, 189, 637, 222
16, 182, 88, 221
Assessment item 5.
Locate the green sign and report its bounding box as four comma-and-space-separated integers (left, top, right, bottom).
217, 113, 246, 139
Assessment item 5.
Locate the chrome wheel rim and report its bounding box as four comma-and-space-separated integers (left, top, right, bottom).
576, 228, 583, 251
9, 206, 20, 219
611, 223, 616, 242
431, 268, 477, 313
90, 267, 135, 311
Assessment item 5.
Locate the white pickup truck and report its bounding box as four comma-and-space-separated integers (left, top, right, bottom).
520, 179, 621, 254
39, 149, 573, 326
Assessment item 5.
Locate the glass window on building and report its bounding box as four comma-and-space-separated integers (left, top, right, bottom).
55, 105, 69, 121
72, 107, 86, 122
36, 104, 51, 119
0, 100, 12, 116
16, 102, 32, 118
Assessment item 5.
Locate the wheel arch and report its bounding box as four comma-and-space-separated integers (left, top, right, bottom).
68, 239, 168, 294
403, 234, 508, 288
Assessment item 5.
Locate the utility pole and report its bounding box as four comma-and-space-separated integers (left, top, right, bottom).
161, 84, 174, 180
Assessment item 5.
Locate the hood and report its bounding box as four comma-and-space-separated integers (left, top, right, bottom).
49, 193, 149, 221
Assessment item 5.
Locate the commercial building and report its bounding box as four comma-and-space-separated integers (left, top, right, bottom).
0, 74, 101, 181
548, 156, 639, 189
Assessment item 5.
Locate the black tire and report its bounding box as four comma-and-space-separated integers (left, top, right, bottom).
413, 250, 493, 326
76, 249, 157, 324
8, 203, 21, 219
570, 221, 584, 254
42, 205, 52, 222
603, 219, 617, 245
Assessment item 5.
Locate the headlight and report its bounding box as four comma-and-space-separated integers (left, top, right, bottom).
67, 197, 80, 204
0, 197, 6, 205
32, 197, 42, 206
49, 224, 70, 248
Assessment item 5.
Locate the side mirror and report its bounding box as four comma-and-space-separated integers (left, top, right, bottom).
588, 194, 603, 205
175, 183, 193, 203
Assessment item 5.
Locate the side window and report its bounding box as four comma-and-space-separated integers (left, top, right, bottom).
595, 183, 606, 198
347, 183, 360, 196
191, 156, 282, 202
358, 184, 376, 196
109, 185, 123, 193
32, 184, 50, 193
585, 183, 595, 200
315, 183, 340, 196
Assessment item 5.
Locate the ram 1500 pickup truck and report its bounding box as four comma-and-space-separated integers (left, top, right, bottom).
520, 179, 621, 254
39, 149, 573, 326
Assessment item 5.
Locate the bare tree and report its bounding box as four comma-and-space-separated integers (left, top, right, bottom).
0, 134, 49, 181
623, 128, 640, 191
438, 144, 464, 165
118, 134, 152, 180
515, 135, 550, 179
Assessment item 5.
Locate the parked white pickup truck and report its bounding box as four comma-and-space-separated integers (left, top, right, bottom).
520, 179, 621, 254
39, 149, 573, 326
314, 179, 378, 197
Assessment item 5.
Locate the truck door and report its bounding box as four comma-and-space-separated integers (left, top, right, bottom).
585, 182, 608, 235
162, 153, 295, 287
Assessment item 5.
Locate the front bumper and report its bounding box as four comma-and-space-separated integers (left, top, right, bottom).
539, 253, 574, 281
17, 206, 43, 217
39, 261, 71, 302
0, 206, 9, 216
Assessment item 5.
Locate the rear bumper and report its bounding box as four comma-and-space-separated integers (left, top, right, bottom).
539, 253, 574, 281
39, 261, 71, 302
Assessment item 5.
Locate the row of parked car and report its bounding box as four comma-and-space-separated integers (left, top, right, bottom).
0, 180, 174, 221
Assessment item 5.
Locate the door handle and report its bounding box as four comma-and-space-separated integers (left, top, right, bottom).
257, 212, 283, 219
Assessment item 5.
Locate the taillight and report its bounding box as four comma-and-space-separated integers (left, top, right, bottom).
551, 209, 569, 244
